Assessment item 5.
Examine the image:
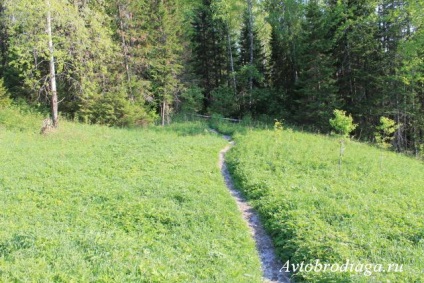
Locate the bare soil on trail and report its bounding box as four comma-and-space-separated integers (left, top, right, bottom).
217, 134, 291, 283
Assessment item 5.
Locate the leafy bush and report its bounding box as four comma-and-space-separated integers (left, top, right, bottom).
0, 78, 12, 109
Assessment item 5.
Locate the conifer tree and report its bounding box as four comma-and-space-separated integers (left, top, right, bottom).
328, 0, 381, 134
148, 0, 184, 125
0, 0, 7, 80
266, 0, 302, 115
190, 0, 228, 110
294, 0, 339, 130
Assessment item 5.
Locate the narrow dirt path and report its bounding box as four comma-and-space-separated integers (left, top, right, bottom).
216, 133, 291, 283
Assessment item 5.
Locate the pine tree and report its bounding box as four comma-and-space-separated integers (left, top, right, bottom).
111, 0, 152, 102
377, 0, 417, 151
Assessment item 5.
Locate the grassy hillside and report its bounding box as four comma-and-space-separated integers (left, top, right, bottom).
226, 128, 424, 282
0, 111, 263, 282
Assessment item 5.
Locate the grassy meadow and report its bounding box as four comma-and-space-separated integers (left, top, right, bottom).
0, 109, 263, 282
226, 127, 424, 282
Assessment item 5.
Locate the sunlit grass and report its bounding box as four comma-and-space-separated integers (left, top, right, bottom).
0, 115, 262, 282
227, 127, 424, 282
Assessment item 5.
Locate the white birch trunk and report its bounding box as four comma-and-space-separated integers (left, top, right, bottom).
47, 0, 58, 127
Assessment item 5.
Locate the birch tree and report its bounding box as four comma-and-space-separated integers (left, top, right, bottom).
46, 0, 58, 126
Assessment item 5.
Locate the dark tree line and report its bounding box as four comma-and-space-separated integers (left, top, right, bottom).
0, 0, 423, 154
189, 0, 423, 154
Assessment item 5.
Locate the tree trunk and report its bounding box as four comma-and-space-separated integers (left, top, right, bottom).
227, 29, 237, 97
47, 0, 58, 127
161, 100, 166, 126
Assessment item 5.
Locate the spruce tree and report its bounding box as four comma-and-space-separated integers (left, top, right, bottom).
190, 0, 228, 110
328, 0, 381, 135
239, 7, 266, 88
148, 0, 184, 125
0, 1, 7, 79
294, 0, 339, 130
238, 4, 266, 115
266, 0, 302, 116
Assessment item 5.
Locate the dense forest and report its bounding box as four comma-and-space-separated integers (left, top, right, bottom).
0, 0, 423, 153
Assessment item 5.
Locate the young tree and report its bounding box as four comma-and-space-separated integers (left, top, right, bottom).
330, 109, 358, 170
375, 116, 399, 149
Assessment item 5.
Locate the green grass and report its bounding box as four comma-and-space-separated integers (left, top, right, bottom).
0, 114, 263, 282
226, 127, 424, 282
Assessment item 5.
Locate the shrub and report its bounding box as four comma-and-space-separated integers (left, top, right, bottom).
0, 79, 12, 109
329, 109, 357, 137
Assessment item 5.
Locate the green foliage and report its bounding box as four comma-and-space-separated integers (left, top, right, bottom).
78, 91, 157, 127
329, 109, 358, 137
0, 78, 11, 108
178, 86, 204, 113
0, 114, 263, 281
1, 0, 185, 128
190, 0, 228, 110
227, 128, 424, 282
237, 65, 264, 91
0, 102, 44, 132
375, 116, 398, 149
329, 109, 357, 169
294, 0, 339, 130
209, 86, 239, 117
1, 0, 423, 153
